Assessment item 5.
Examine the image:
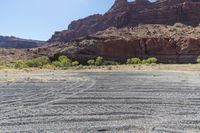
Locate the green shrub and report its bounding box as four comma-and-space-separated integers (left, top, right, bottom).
14, 60, 27, 69
25, 60, 35, 67
87, 59, 95, 66
126, 59, 132, 64
51, 56, 74, 68
58, 56, 72, 67
52, 61, 62, 67
147, 57, 158, 64
126, 58, 141, 64
141, 59, 150, 64
131, 58, 141, 64
197, 56, 200, 64
72, 61, 79, 66
35, 56, 50, 66
25, 56, 50, 67
88, 57, 117, 66
25, 59, 40, 67
103, 60, 119, 65
95, 56, 103, 66
58, 56, 68, 62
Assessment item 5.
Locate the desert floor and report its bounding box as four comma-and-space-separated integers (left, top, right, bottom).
0, 65, 200, 132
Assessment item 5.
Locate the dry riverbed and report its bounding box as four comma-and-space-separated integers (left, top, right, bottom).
0, 65, 200, 132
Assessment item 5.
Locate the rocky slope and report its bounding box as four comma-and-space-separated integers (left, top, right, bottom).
17, 24, 199, 64
49, 0, 200, 42
0, 36, 45, 49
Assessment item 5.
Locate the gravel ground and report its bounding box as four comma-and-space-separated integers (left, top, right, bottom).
0, 71, 200, 133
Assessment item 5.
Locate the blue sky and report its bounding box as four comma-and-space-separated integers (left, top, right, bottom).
0, 0, 155, 41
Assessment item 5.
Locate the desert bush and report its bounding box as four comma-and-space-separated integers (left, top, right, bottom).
25, 60, 35, 67
42, 64, 55, 69
25, 56, 50, 67
36, 56, 50, 65
88, 57, 117, 66
126, 58, 141, 64
147, 57, 158, 64
87, 59, 95, 66
52, 61, 62, 67
141, 59, 150, 64
58, 56, 72, 67
126, 59, 132, 64
131, 58, 141, 64
197, 56, 200, 64
52, 56, 81, 68
95, 56, 103, 66
140, 57, 158, 64
14, 60, 27, 69
14, 56, 50, 69
72, 61, 79, 66
52, 56, 72, 68
103, 60, 119, 66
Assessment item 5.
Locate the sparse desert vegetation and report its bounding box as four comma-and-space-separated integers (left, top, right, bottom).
0, 55, 199, 73
10, 55, 157, 70
126, 57, 158, 65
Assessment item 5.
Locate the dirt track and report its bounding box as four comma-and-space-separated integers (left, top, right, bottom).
0, 71, 200, 132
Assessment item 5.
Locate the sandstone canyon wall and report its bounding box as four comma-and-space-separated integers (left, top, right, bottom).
30, 24, 200, 64
49, 0, 200, 42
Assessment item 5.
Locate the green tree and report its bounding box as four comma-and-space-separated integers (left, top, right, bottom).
95, 56, 103, 66
58, 56, 72, 67
127, 58, 141, 64
52, 56, 72, 68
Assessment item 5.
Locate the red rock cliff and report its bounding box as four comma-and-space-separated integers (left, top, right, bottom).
49, 0, 200, 42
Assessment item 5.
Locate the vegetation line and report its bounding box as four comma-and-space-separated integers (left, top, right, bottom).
0, 55, 200, 70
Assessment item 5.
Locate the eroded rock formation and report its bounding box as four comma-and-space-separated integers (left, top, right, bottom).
49, 0, 200, 42
28, 24, 200, 64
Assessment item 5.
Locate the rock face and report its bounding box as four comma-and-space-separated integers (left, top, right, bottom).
49, 0, 200, 42
0, 36, 45, 49
26, 24, 200, 64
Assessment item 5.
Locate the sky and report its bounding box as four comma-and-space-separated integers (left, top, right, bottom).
0, 0, 155, 41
